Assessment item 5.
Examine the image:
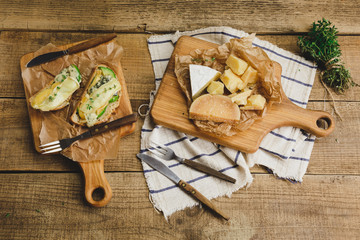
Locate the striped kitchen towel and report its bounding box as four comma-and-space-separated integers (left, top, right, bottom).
140, 26, 317, 219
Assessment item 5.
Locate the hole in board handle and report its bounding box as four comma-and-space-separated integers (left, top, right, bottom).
92, 187, 105, 201
316, 117, 331, 130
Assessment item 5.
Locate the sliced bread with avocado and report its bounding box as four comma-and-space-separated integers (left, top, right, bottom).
70, 65, 122, 127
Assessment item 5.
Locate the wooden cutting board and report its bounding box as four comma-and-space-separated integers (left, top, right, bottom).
20, 37, 135, 207
151, 36, 335, 153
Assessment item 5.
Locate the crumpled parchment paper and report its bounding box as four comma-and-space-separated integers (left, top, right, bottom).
22, 38, 131, 162
174, 34, 283, 135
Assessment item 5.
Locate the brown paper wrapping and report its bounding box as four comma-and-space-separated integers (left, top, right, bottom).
174, 34, 283, 136
22, 39, 127, 162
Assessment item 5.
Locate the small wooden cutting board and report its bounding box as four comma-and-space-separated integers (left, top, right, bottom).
20, 37, 135, 207
150, 36, 335, 153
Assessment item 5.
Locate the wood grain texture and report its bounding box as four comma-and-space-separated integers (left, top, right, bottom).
0, 1, 359, 238
0, 173, 359, 239
0, 0, 360, 34
1, 32, 359, 101
1, 99, 359, 174
151, 36, 335, 153
0, 32, 155, 99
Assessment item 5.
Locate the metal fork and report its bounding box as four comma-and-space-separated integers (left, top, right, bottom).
148, 144, 236, 183
39, 113, 137, 154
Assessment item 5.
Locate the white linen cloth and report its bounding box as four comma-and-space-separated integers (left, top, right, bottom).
140, 26, 317, 219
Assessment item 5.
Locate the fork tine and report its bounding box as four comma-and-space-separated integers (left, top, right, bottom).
39, 140, 60, 148
147, 148, 164, 158
41, 147, 62, 154
40, 144, 61, 152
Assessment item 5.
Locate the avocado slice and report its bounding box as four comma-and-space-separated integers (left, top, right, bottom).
99, 66, 116, 78
108, 94, 119, 103
97, 105, 108, 119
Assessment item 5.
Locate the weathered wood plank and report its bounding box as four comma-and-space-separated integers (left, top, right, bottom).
0, 32, 155, 100
0, 173, 359, 239
0, 0, 360, 34
1, 99, 359, 175
1, 32, 359, 100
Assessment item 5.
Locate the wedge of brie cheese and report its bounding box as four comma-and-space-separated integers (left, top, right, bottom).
189, 64, 221, 100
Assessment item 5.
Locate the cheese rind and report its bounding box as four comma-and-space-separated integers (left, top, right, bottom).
207, 81, 224, 95
220, 69, 244, 93
189, 94, 240, 124
225, 54, 248, 75
189, 64, 221, 100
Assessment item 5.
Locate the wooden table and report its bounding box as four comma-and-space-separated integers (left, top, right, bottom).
0, 1, 359, 239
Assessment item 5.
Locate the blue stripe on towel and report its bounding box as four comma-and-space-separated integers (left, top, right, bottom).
260, 147, 310, 161
148, 39, 172, 45
288, 97, 307, 106
143, 149, 221, 173
148, 165, 238, 194
151, 58, 170, 63
269, 131, 296, 142
281, 75, 313, 88
234, 151, 241, 164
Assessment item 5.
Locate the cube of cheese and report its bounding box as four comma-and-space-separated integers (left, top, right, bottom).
225, 54, 248, 75
241, 94, 266, 110
207, 81, 224, 95
241, 66, 258, 84
189, 64, 221, 100
231, 89, 253, 105
220, 69, 245, 93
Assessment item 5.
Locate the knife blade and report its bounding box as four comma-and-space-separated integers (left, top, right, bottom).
26, 33, 117, 67
137, 153, 230, 220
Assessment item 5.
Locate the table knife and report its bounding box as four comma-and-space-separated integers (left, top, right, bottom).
26, 33, 117, 67
137, 153, 230, 221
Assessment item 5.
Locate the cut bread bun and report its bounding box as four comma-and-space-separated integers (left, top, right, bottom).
189, 94, 240, 124
70, 64, 122, 127
29, 64, 81, 111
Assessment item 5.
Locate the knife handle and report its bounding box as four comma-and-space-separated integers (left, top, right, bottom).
89, 113, 137, 136
178, 179, 230, 221
67, 33, 117, 54
183, 159, 236, 184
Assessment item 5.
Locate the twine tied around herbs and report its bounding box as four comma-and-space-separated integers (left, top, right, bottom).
319, 57, 343, 121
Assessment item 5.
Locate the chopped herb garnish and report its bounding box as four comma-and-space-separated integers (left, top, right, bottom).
90, 97, 94, 103
54, 93, 57, 96
57, 86, 61, 90
49, 96, 54, 101
35, 209, 41, 213
5, 213, 10, 218
86, 104, 93, 110
211, 57, 216, 61
97, 94, 100, 97
191, 58, 203, 63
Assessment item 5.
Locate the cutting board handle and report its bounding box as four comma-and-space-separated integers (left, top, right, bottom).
279, 101, 335, 138
79, 160, 112, 207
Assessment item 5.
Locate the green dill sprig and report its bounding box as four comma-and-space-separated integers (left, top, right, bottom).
297, 18, 357, 93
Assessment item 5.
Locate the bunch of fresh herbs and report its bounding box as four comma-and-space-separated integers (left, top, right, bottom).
297, 18, 357, 93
